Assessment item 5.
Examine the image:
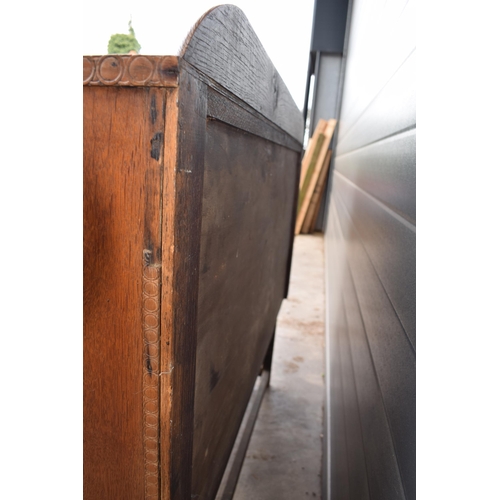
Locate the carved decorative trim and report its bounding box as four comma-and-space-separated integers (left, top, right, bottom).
83, 55, 178, 87
142, 252, 161, 500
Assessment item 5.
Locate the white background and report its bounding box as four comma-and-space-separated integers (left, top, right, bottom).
83, 0, 315, 109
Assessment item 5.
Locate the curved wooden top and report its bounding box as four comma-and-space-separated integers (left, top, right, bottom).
180, 4, 304, 143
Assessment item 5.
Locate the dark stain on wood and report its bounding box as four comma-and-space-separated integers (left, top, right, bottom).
144, 248, 153, 266
150, 94, 157, 124
143, 167, 162, 265
146, 350, 153, 375
150, 132, 163, 161
160, 66, 178, 78
168, 65, 207, 500
210, 364, 220, 392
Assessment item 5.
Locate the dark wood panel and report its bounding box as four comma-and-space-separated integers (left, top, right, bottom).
207, 87, 302, 152
180, 4, 303, 142
168, 67, 207, 500
84, 86, 166, 499
334, 192, 416, 500
335, 129, 416, 225
334, 172, 415, 349
191, 119, 299, 500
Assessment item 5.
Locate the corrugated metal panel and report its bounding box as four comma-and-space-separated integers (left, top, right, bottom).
339, 0, 415, 130
322, 0, 415, 497
326, 202, 407, 500
334, 187, 416, 495
335, 129, 416, 224
335, 173, 416, 348
336, 52, 415, 156
337, 293, 370, 500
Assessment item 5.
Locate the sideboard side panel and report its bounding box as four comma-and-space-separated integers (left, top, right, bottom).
191, 117, 300, 500
167, 67, 208, 500
84, 86, 167, 500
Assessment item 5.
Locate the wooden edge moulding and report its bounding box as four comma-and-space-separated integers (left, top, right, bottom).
295, 118, 337, 235
83, 5, 303, 500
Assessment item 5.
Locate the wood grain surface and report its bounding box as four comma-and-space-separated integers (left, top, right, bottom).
302, 149, 332, 233
84, 6, 303, 499
84, 85, 167, 500
159, 86, 179, 500
207, 87, 302, 152
166, 64, 208, 500
295, 119, 336, 234
300, 119, 327, 187
191, 118, 300, 500
180, 4, 303, 143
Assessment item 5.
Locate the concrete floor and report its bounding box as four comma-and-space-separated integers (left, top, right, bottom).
217, 234, 325, 500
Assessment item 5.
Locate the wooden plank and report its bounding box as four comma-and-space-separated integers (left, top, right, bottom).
207, 87, 302, 152
295, 119, 337, 234
159, 86, 179, 500
302, 149, 332, 234
283, 152, 301, 300
191, 119, 300, 500
84, 85, 166, 500
299, 119, 327, 187
167, 63, 208, 500
180, 4, 303, 143
296, 130, 326, 219
308, 151, 333, 234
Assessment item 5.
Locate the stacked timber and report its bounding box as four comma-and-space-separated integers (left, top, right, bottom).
295, 118, 337, 234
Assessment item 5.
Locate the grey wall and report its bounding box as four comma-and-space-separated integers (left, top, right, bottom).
309, 53, 343, 230
323, 0, 415, 499
310, 53, 343, 134
311, 0, 349, 53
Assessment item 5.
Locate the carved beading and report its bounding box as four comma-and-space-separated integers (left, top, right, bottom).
142, 255, 161, 500
83, 55, 178, 87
